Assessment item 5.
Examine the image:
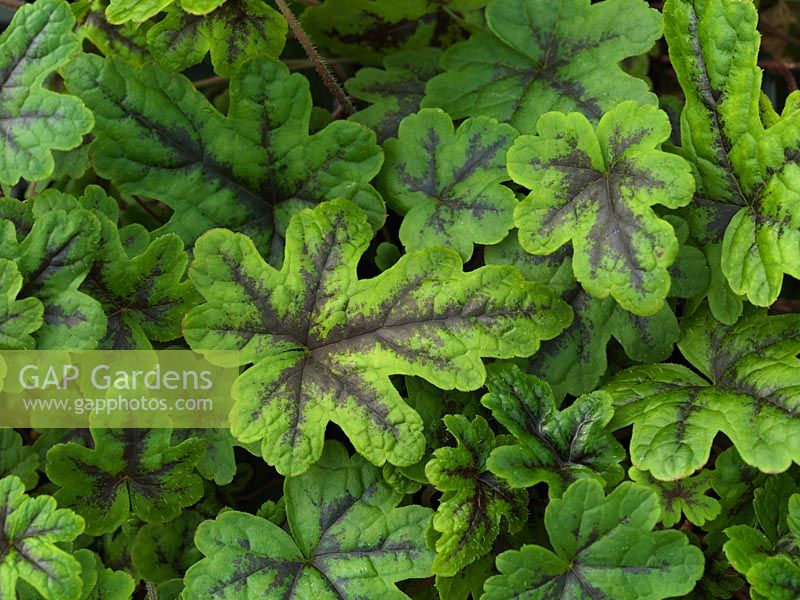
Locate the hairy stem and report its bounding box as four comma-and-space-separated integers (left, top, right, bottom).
274, 0, 355, 115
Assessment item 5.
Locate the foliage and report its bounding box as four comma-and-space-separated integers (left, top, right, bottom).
2, 0, 799, 597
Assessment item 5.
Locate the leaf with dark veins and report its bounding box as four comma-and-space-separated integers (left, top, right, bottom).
183, 441, 434, 599
483, 363, 625, 499
666, 0, 800, 306
510, 101, 695, 316
45, 428, 205, 535
379, 108, 518, 260
422, 0, 661, 130
603, 307, 800, 480
346, 48, 442, 143
183, 199, 571, 476
0, 475, 85, 600
147, 0, 287, 77
425, 415, 528, 577
629, 467, 721, 528
0, 260, 43, 351
0, 0, 93, 186
62, 55, 384, 256
482, 479, 705, 600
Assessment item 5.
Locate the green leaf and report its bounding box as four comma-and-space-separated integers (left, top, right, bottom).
172, 428, 237, 485
422, 0, 661, 130
510, 101, 695, 316
0, 259, 43, 350
45, 428, 205, 535
426, 415, 528, 576
184, 441, 434, 598
104, 0, 226, 24
62, 55, 384, 255
184, 199, 570, 476
0, 430, 39, 490
72, 549, 136, 600
301, 0, 487, 66
665, 0, 800, 306
0, 202, 105, 349
628, 467, 721, 528
482, 479, 705, 600
346, 48, 442, 143
0, 475, 85, 600
483, 364, 625, 498
379, 108, 517, 260
131, 509, 203, 583
77, 2, 152, 67
147, 0, 287, 77
0, 0, 93, 186
603, 307, 800, 480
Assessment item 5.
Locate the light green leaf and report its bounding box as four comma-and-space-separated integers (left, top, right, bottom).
629, 467, 721, 528
0, 430, 39, 490
603, 308, 800, 480
184, 199, 570, 476
426, 415, 527, 577
423, 0, 661, 130
665, 0, 800, 306
482, 479, 705, 600
483, 363, 625, 498
77, 1, 152, 67
347, 48, 442, 143
379, 108, 517, 260
0, 475, 85, 600
147, 0, 287, 76
0, 259, 43, 350
0, 0, 93, 186
45, 428, 205, 535
62, 55, 384, 255
510, 101, 695, 316
184, 441, 434, 599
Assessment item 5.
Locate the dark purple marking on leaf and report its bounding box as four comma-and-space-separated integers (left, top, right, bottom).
332, 11, 439, 52
20, 231, 83, 297
43, 303, 86, 328
84, 12, 146, 53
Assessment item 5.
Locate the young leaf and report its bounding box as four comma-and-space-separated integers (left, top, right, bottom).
510, 101, 695, 316
426, 415, 528, 577
379, 108, 517, 260
131, 509, 204, 583
0, 259, 43, 350
0, 0, 93, 186
184, 441, 434, 598
104, 0, 225, 24
0, 475, 85, 600
629, 467, 721, 528
347, 48, 442, 143
0, 430, 39, 490
172, 428, 237, 485
422, 0, 662, 130
665, 0, 800, 306
45, 428, 205, 535
483, 363, 625, 498
184, 199, 571, 476
62, 55, 384, 255
603, 308, 800, 480
147, 0, 288, 77
482, 479, 705, 599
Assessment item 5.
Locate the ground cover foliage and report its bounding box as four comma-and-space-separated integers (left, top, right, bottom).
0, 0, 799, 597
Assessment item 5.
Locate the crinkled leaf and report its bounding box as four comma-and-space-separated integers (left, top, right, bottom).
0, 259, 43, 350
665, 0, 800, 306
69, 549, 136, 600
104, 0, 226, 25
422, 0, 661, 130
184, 199, 570, 476
483, 363, 624, 498
603, 307, 800, 480
425, 415, 527, 577
172, 428, 236, 485
147, 0, 287, 77
482, 479, 705, 600
77, 1, 152, 67
0, 430, 39, 490
510, 101, 695, 316
131, 509, 203, 583
45, 428, 205, 535
0, 0, 93, 186
184, 441, 434, 598
629, 467, 721, 528
379, 108, 517, 260
62, 55, 384, 255
301, 0, 487, 66
0, 475, 85, 600
346, 48, 442, 143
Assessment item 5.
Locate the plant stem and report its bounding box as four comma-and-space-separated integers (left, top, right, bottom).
273, 0, 355, 115
193, 75, 228, 89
